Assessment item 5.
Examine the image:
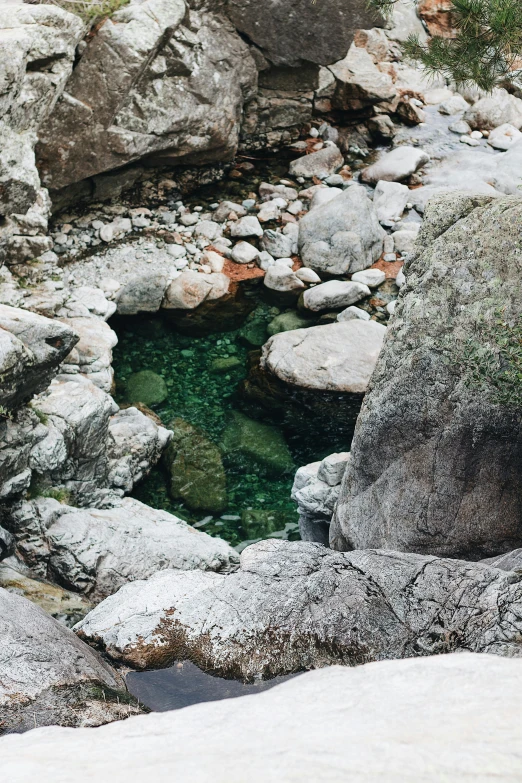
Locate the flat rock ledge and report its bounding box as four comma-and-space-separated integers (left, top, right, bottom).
0, 588, 140, 734
76, 540, 522, 678
2, 654, 522, 782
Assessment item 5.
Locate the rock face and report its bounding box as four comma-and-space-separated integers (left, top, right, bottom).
0, 588, 137, 733
6, 497, 238, 602
0, 305, 78, 410
331, 194, 522, 559
75, 539, 522, 675
2, 653, 522, 782
36, 0, 258, 192
224, 0, 381, 67
261, 321, 386, 392
298, 185, 385, 275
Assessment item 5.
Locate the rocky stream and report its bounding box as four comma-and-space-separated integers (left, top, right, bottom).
0, 0, 521, 779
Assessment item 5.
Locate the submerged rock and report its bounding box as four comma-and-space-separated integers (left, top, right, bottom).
163, 418, 227, 515
76, 539, 522, 676
331, 193, 522, 558
0, 588, 138, 733
125, 370, 168, 406
221, 411, 294, 476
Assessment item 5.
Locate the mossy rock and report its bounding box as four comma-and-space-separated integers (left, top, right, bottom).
126, 370, 167, 406
221, 411, 294, 476
267, 310, 314, 336
241, 509, 282, 539
210, 356, 243, 374
163, 418, 227, 514
239, 310, 269, 347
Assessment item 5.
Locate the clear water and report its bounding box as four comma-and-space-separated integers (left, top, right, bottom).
111, 297, 351, 548
126, 660, 299, 712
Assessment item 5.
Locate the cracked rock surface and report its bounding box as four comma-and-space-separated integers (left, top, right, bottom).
76, 539, 522, 677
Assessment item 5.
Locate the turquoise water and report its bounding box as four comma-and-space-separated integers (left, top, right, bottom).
111, 299, 324, 548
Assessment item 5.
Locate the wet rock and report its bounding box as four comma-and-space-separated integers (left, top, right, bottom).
487, 123, 522, 151
126, 371, 168, 406
163, 418, 227, 515
76, 539, 522, 676
221, 411, 294, 476
360, 146, 430, 184
0, 587, 135, 733
267, 311, 313, 336
0, 305, 78, 411
288, 143, 344, 180
7, 496, 237, 602
331, 193, 522, 559
463, 89, 522, 131
298, 185, 385, 275
3, 654, 521, 780
303, 280, 370, 312
261, 321, 386, 392
373, 180, 409, 222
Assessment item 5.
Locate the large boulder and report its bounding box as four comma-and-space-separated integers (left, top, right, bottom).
260, 321, 386, 393
75, 539, 522, 675
6, 496, 238, 602
327, 43, 396, 112
0, 305, 78, 411
36, 1, 258, 191
298, 184, 385, 275
224, 0, 382, 67
0, 588, 138, 733
2, 653, 522, 781
331, 194, 522, 559
463, 89, 522, 131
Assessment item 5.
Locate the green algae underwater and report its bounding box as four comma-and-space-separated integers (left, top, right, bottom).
111, 292, 350, 550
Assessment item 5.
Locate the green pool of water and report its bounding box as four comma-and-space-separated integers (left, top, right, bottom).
111, 300, 337, 549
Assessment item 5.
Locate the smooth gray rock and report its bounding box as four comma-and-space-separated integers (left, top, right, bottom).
303, 280, 370, 311
76, 539, 522, 675
3, 654, 522, 782
224, 0, 381, 67
360, 146, 430, 184
337, 305, 371, 322
37, 1, 257, 190
288, 143, 344, 180
261, 321, 386, 392
298, 185, 385, 275
351, 269, 385, 288
230, 216, 263, 238
0, 305, 78, 410
0, 587, 135, 733
7, 497, 238, 602
331, 193, 522, 559
261, 229, 293, 259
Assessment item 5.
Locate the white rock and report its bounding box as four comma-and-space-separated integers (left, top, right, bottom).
295, 268, 321, 283
193, 220, 222, 241
396, 267, 406, 288
257, 202, 280, 222
263, 266, 305, 292
317, 451, 351, 486
351, 269, 385, 288
230, 216, 263, 238
392, 229, 418, 256
166, 244, 187, 259
438, 95, 470, 115
261, 229, 293, 259
460, 135, 480, 147
386, 300, 397, 315
261, 321, 387, 392
373, 180, 410, 222
309, 187, 343, 210
303, 280, 370, 312
463, 88, 522, 130
257, 251, 275, 271
162, 271, 229, 310
203, 250, 225, 273
337, 306, 371, 322
488, 123, 522, 151
231, 241, 259, 264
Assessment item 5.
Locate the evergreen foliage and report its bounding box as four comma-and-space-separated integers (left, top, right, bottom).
369, 0, 522, 90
